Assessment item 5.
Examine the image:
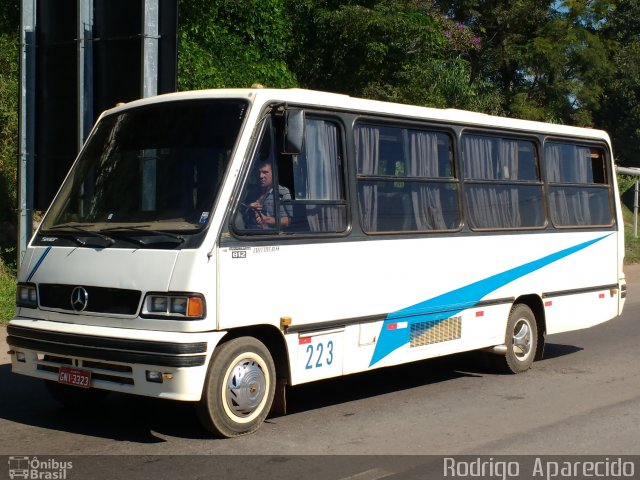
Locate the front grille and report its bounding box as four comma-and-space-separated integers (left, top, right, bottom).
410, 316, 462, 348
38, 284, 141, 315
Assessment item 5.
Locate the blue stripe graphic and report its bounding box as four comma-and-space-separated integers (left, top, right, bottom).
26, 246, 52, 282
369, 234, 611, 367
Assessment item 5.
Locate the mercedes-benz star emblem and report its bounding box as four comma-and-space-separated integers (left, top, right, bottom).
70, 287, 89, 312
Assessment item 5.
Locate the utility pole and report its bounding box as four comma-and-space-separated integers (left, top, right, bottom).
18, 0, 36, 269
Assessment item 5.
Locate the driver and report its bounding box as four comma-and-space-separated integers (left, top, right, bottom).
246, 161, 292, 229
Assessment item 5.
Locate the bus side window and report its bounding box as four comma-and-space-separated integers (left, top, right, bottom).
287, 118, 347, 234
462, 134, 544, 230
545, 143, 613, 227
356, 123, 460, 233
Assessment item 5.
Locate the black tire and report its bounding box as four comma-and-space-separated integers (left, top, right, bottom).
45, 380, 109, 408
493, 304, 538, 374
196, 337, 276, 438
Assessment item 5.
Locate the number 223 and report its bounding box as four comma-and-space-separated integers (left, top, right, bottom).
305, 341, 334, 370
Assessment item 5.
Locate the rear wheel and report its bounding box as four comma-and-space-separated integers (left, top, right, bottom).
45, 381, 109, 408
196, 337, 276, 438
493, 304, 538, 374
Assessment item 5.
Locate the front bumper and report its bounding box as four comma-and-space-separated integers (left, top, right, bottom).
7, 319, 225, 401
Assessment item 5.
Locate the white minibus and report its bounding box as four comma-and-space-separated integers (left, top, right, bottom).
8, 88, 626, 437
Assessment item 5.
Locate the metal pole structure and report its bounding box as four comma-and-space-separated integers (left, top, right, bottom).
635, 179, 638, 238
142, 0, 159, 99
77, 0, 94, 149
141, 0, 159, 211
17, 0, 36, 269
77, 0, 93, 219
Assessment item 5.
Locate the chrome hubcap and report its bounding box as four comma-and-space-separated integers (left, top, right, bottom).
224, 359, 266, 418
512, 319, 532, 359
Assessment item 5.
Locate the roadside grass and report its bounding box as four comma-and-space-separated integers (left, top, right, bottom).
0, 259, 16, 324
622, 205, 640, 264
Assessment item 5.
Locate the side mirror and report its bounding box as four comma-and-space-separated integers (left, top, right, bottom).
282, 109, 305, 155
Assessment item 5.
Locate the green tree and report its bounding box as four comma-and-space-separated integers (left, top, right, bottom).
435, 0, 613, 125
595, 0, 640, 166
0, 0, 19, 266
178, 0, 297, 90
0, 33, 18, 225
286, 0, 503, 112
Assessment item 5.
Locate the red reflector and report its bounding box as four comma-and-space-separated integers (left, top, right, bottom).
475, 311, 484, 317
599, 293, 605, 299
387, 323, 397, 330
545, 301, 552, 307
299, 337, 311, 345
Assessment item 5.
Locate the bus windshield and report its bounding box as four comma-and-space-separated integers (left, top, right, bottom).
41, 99, 248, 233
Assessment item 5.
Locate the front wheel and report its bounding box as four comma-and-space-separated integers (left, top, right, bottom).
493, 304, 538, 374
196, 337, 276, 438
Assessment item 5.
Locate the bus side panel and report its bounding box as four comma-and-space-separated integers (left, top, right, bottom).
541, 233, 619, 335
544, 289, 619, 335
217, 231, 618, 386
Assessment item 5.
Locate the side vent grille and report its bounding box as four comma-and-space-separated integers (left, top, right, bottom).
410, 316, 461, 348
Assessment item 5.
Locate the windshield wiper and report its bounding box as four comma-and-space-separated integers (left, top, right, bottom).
100, 225, 185, 243
46, 223, 115, 246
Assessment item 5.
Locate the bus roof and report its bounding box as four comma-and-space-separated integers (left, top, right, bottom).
105, 88, 611, 143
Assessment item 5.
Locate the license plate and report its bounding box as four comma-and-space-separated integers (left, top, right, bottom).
58, 366, 92, 388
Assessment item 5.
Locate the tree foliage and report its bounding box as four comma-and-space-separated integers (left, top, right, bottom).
178, 0, 297, 89
0, 0, 18, 227
594, 0, 640, 165
435, 0, 614, 125
286, 0, 503, 112
0, 33, 18, 224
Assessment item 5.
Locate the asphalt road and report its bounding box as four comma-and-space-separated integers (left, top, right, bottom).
1, 266, 639, 478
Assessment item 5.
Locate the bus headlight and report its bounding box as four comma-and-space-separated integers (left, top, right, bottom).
142, 293, 205, 319
170, 297, 187, 314
16, 283, 38, 308
150, 296, 168, 313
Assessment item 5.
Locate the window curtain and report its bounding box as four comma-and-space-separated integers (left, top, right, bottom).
498, 139, 520, 180
546, 144, 592, 225
467, 186, 510, 228
463, 136, 521, 228
546, 144, 592, 183
464, 135, 495, 179
407, 130, 446, 230
294, 119, 344, 232
355, 126, 380, 231
499, 139, 522, 227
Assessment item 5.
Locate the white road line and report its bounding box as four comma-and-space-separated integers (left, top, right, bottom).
338, 467, 395, 480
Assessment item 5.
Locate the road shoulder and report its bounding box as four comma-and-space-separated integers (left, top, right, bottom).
0, 324, 9, 364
